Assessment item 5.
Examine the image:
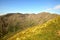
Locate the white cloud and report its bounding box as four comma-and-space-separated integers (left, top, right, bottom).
0, 13, 7, 16
53, 5, 60, 10
47, 5, 60, 10
47, 8, 52, 10
0, 13, 4, 15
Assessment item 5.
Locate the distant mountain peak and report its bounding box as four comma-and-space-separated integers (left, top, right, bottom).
38, 12, 51, 14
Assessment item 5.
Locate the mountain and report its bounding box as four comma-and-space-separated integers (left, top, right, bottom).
5, 16, 60, 40
0, 12, 58, 39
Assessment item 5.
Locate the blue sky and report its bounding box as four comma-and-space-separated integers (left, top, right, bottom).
0, 0, 60, 14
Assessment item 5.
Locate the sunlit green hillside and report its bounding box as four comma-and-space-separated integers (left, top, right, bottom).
3, 16, 60, 40
0, 12, 57, 38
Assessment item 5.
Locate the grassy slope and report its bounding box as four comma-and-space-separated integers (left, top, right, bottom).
0, 13, 57, 38
3, 16, 60, 40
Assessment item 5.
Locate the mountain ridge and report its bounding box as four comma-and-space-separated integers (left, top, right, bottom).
6, 15, 60, 40
0, 12, 59, 40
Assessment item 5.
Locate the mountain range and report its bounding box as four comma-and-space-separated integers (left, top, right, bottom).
0, 12, 60, 40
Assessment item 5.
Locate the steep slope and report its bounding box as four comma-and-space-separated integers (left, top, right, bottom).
0, 12, 58, 38
5, 16, 60, 40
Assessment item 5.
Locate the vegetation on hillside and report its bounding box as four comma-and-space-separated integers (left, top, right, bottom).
0, 12, 57, 38
5, 16, 60, 40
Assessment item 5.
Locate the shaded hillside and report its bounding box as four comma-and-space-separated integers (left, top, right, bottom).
0, 12, 58, 38
6, 16, 60, 40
